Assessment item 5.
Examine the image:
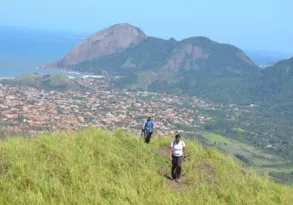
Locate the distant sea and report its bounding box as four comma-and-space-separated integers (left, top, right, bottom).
0, 26, 86, 78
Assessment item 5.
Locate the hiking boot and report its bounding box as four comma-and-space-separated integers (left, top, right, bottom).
175, 178, 181, 183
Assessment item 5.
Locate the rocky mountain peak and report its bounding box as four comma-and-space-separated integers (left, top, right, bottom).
49, 23, 147, 68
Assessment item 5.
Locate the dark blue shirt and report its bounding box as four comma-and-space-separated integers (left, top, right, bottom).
144, 120, 154, 133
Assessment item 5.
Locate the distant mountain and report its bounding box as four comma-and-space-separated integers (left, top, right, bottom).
47, 23, 261, 103
49, 24, 258, 75
258, 57, 293, 100
0, 74, 83, 91
48, 24, 147, 68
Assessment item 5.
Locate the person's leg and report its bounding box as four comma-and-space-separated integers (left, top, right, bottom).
148, 132, 153, 142
175, 156, 183, 181
145, 132, 153, 143
144, 132, 149, 143
171, 156, 177, 180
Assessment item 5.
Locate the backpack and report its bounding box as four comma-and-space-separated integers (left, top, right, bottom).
172, 141, 176, 148
172, 141, 183, 149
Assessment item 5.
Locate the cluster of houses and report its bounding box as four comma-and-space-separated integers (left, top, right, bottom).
0, 78, 219, 137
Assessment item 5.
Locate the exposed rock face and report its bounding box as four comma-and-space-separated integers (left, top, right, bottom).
50, 23, 147, 68
162, 44, 208, 71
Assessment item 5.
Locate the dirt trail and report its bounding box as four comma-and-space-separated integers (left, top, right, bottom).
158, 168, 189, 193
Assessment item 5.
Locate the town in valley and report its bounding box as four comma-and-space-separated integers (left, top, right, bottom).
0, 75, 248, 138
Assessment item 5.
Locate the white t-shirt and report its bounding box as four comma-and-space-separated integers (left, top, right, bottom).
170, 141, 186, 157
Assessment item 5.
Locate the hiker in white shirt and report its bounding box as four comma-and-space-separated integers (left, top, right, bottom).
169, 134, 187, 182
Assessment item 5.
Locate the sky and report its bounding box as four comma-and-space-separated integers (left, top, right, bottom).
0, 0, 292, 53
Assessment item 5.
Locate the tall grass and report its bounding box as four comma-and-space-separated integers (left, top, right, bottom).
0, 128, 292, 204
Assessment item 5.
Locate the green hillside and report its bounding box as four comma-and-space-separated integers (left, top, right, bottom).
74, 37, 175, 75
61, 34, 260, 104
259, 57, 293, 100
0, 128, 292, 204
0, 74, 82, 91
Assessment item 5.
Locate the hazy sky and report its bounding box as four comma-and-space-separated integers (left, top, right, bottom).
0, 0, 292, 52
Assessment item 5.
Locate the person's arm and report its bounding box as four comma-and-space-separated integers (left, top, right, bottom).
183, 146, 187, 161
169, 141, 173, 161
142, 121, 146, 131
169, 147, 173, 161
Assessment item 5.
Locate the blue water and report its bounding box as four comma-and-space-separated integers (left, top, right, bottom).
0, 26, 85, 77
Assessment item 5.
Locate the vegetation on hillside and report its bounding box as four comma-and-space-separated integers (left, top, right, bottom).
74, 37, 175, 74
67, 35, 260, 104
0, 128, 292, 204
0, 74, 83, 91
200, 102, 293, 183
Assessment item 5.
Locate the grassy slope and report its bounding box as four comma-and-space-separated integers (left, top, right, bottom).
0, 74, 81, 91
2, 73, 43, 85
0, 128, 292, 204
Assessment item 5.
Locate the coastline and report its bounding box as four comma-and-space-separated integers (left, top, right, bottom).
0, 77, 15, 80
43, 67, 105, 78
0, 67, 104, 79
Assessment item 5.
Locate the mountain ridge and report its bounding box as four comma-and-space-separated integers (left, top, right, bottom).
47, 23, 293, 104
48, 23, 258, 73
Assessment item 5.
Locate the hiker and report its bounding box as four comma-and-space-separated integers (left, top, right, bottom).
169, 134, 187, 182
142, 114, 154, 143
